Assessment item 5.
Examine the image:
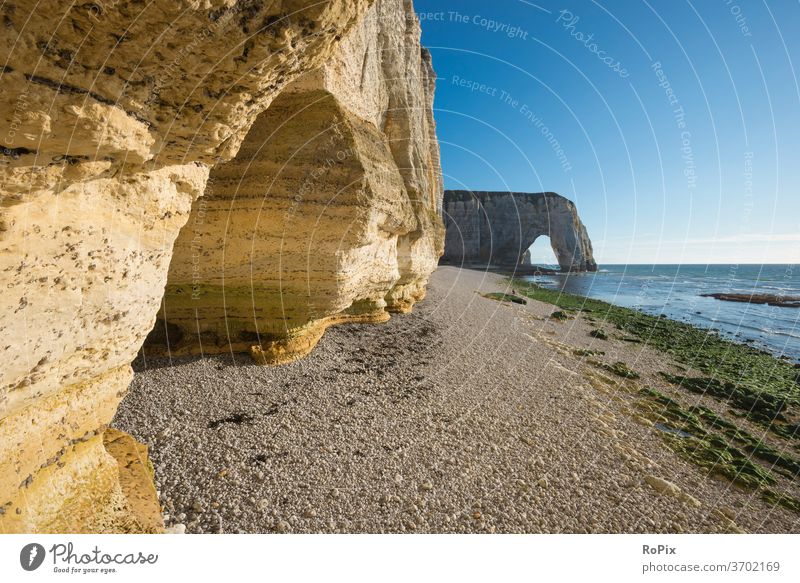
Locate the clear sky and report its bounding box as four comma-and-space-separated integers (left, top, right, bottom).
415, 0, 800, 265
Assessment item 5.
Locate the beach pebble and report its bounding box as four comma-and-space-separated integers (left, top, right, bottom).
680, 493, 701, 508
644, 475, 681, 497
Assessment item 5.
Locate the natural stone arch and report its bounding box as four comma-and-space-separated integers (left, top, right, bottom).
441, 191, 597, 272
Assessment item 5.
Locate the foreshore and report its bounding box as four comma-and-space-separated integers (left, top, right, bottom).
114, 266, 800, 533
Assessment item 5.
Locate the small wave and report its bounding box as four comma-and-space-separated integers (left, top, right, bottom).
707, 318, 800, 340
759, 328, 800, 340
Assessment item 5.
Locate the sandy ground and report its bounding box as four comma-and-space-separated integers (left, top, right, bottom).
114, 266, 800, 533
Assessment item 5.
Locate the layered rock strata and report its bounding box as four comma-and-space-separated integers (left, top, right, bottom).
441, 191, 597, 272
150, 0, 444, 364
0, 0, 383, 533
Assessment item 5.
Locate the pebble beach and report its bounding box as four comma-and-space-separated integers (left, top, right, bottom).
114, 267, 800, 533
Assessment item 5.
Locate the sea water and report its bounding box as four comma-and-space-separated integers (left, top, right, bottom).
524, 264, 800, 362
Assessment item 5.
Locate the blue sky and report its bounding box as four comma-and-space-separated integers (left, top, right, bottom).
415, 0, 800, 264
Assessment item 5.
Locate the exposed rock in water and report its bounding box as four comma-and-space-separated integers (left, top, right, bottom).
441, 191, 597, 272
701, 293, 800, 308
0, 0, 440, 533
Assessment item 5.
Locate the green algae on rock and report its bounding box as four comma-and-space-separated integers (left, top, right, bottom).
636, 387, 800, 513
604, 361, 640, 379
480, 292, 528, 305
550, 310, 572, 321
659, 373, 799, 441
573, 348, 605, 358
512, 279, 800, 441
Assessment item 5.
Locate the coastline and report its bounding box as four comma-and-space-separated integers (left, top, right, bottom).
510, 277, 800, 511
114, 266, 800, 533
524, 264, 800, 363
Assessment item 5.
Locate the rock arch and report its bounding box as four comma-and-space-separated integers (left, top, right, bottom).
441, 191, 597, 272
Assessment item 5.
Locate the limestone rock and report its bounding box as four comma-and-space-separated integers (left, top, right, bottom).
644, 475, 702, 508
1, 0, 377, 533
441, 191, 597, 272
101, 429, 163, 533
149, 0, 444, 363
1, 0, 442, 533
644, 475, 681, 497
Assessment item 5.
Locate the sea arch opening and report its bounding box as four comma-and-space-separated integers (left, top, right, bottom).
522, 235, 559, 268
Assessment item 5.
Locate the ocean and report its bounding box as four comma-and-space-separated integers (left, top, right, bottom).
524, 264, 800, 362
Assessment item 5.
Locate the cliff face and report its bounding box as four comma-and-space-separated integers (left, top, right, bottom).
149, 0, 444, 364
442, 191, 597, 272
0, 0, 442, 533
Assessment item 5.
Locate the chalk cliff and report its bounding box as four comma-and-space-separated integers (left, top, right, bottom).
0, 0, 441, 533
441, 191, 597, 272
149, 0, 444, 364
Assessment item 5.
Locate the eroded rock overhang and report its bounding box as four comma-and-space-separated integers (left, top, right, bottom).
147, 0, 445, 364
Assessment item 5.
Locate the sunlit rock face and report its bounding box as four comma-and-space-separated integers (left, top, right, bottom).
441, 191, 597, 272
152, 0, 444, 364
0, 0, 374, 533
